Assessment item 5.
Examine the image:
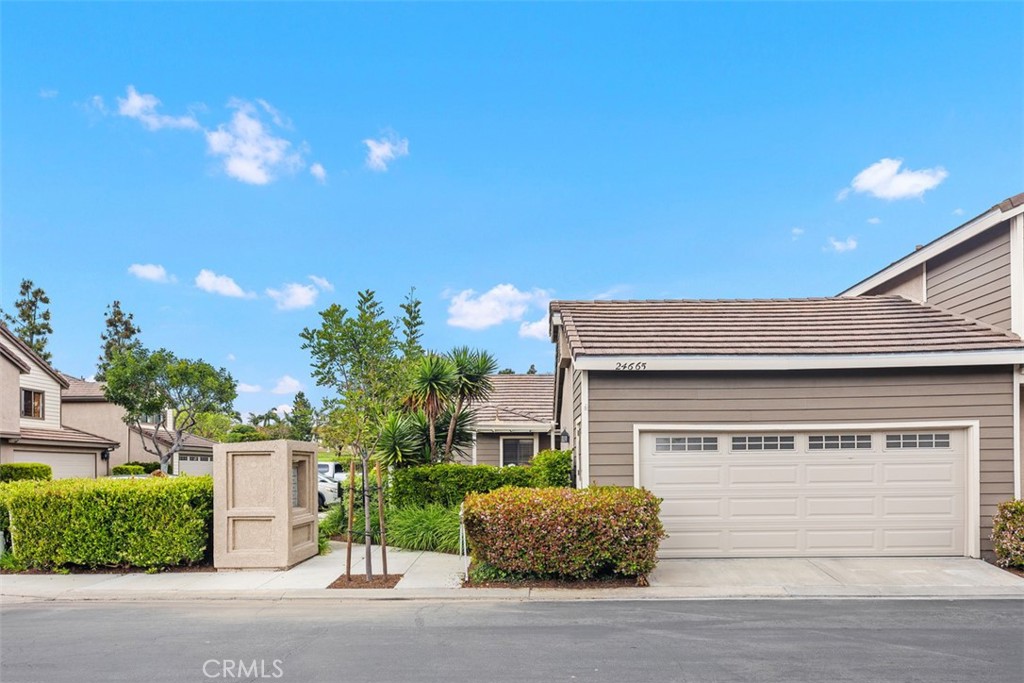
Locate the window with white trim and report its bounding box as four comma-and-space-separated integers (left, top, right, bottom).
886, 433, 950, 449
501, 437, 535, 466
655, 436, 718, 452
808, 434, 872, 450
732, 435, 795, 451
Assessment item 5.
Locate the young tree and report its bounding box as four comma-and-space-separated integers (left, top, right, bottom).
300, 290, 408, 579
103, 347, 237, 473
398, 287, 424, 360
287, 391, 316, 441
2, 279, 54, 362
96, 300, 142, 381
441, 347, 498, 458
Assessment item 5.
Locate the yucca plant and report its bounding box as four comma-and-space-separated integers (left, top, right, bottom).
442, 347, 498, 457
406, 354, 458, 462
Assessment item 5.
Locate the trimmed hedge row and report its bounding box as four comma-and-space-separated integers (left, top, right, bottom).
530, 450, 572, 487
463, 486, 666, 580
390, 464, 533, 508
125, 461, 162, 474
3, 476, 213, 568
992, 499, 1024, 568
0, 463, 52, 482
111, 465, 145, 475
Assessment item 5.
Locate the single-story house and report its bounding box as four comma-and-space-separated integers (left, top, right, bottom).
61, 374, 215, 475
550, 192, 1024, 560
0, 324, 119, 478
469, 374, 556, 467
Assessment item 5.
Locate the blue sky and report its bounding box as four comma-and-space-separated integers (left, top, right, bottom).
2, 2, 1022, 418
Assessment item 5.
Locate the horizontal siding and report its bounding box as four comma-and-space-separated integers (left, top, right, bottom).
588, 367, 1014, 554
927, 223, 1012, 329
572, 369, 582, 426
476, 433, 500, 466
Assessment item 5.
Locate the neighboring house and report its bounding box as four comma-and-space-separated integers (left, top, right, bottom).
549, 193, 1024, 561
468, 374, 556, 467
60, 374, 216, 476
0, 324, 118, 479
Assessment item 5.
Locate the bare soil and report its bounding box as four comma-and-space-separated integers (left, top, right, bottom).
328, 573, 403, 589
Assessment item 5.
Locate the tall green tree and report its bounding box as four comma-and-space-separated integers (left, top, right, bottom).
104, 347, 237, 473
300, 290, 408, 579
398, 287, 425, 360
2, 279, 53, 362
441, 347, 498, 458
497, 368, 515, 375
96, 300, 142, 381
406, 354, 457, 462
287, 391, 316, 441
527, 364, 538, 375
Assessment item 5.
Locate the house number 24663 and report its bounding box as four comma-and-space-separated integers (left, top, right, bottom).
614, 362, 648, 370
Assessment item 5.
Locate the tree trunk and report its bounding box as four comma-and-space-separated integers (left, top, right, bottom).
427, 415, 438, 463
443, 397, 463, 458
361, 453, 373, 580
160, 455, 171, 474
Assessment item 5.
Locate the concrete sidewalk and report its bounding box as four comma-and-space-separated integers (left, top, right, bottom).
2, 544, 1022, 603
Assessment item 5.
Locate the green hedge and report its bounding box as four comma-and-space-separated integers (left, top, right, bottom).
111, 465, 145, 475
4, 476, 213, 569
530, 450, 572, 487
0, 463, 53, 482
125, 461, 162, 474
463, 486, 666, 580
390, 464, 533, 508
992, 499, 1024, 568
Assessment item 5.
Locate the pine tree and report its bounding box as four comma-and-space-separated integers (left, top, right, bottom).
287, 391, 316, 441
2, 279, 54, 362
527, 364, 538, 375
398, 287, 424, 359
96, 300, 142, 381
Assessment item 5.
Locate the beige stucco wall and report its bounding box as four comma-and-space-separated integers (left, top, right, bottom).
1, 355, 22, 435
585, 366, 1015, 555
865, 264, 925, 302
61, 400, 160, 472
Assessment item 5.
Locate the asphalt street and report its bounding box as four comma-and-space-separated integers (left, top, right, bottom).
2, 598, 1022, 683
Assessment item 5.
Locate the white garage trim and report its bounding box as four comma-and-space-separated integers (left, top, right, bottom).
1014, 369, 1022, 499
632, 420, 981, 558
580, 370, 590, 487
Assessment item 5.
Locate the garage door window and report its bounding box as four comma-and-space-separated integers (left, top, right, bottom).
809, 435, 872, 450
886, 433, 950, 449
732, 435, 795, 451
655, 436, 718, 452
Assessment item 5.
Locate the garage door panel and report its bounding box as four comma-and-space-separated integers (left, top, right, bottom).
640, 428, 966, 558
8, 451, 96, 479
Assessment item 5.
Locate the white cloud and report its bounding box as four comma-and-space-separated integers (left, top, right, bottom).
364, 132, 409, 172
80, 95, 107, 116
309, 163, 327, 183
791, 227, 805, 241
227, 353, 236, 362
309, 275, 334, 291
205, 98, 303, 185
256, 99, 290, 129
266, 282, 319, 310
826, 236, 858, 253
194, 269, 255, 298
838, 158, 948, 201
117, 85, 199, 131
274, 404, 292, 417
952, 208, 965, 216
867, 217, 881, 225
447, 284, 550, 330
272, 375, 302, 394
594, 285, 631, 300
519, 315, 550, 340
128, 263, 174, 283
237, 382, 262, 393
39, 88, 58, 99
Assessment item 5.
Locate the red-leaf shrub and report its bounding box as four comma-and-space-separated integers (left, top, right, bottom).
463, 486, 666, 580
992, 499, 1024, 568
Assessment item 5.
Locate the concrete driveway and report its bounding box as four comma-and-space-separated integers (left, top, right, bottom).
647, 557, 1024, 597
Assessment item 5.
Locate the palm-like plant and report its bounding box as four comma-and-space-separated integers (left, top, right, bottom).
375, 410, 428, 468
442, 347, 498, 457
406, 354, 458, 462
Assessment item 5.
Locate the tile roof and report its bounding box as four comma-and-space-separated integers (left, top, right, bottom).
60, 373, 107, 400
996, 192, 1024, 212
17, 426, 119, 448
551, 296, 1024, 358
136, 424, 217, 450
471, 374, 555, 424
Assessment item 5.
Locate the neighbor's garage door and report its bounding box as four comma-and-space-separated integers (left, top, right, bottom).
8, 450, 97, 479
639, 428, 966, 558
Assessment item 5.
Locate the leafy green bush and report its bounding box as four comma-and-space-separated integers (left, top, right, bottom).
387, 505, 461, 554
125, 461, 161, 474
0, 463, 52, 482
463, 486, 666, 580
992, 499, 1024, 568
390, 464, 533, 508
111, 465, 145, 475
4, 476, 213, 569
530, 450, 572, 488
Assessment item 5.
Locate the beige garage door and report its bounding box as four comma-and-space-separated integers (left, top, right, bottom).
640, 428, 966, 558
9, 450, 97, 479
175, 454, 213, 476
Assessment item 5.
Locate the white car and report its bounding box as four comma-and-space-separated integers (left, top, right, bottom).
317, 474, 341, 510
317, 462, 349, 482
